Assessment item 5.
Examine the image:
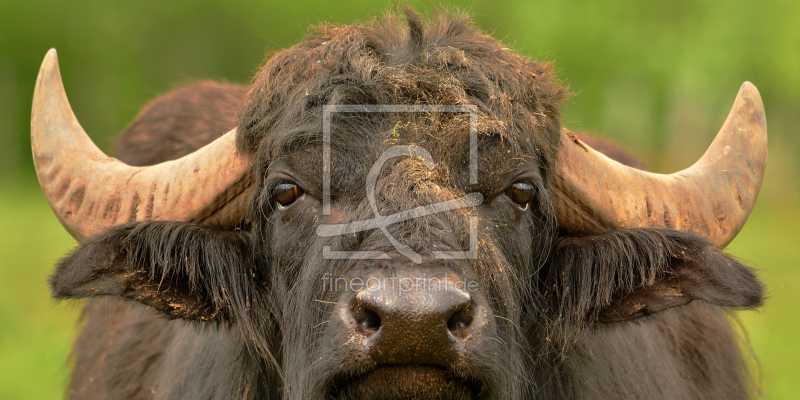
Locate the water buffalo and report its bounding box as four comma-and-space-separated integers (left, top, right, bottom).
32, 8, 767, 400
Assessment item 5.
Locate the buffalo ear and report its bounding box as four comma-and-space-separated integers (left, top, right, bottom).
544, 229, 764, 325
50, 222, 256, 322
598, 249, 763, 323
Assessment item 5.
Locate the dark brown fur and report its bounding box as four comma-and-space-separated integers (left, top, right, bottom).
53, 8, 762, 400
117, 81, 247, 166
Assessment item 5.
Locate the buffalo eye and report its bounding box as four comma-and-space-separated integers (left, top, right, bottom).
273, 183, 303, 209
506, 182, 535, 210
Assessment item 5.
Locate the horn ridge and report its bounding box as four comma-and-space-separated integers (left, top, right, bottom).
31, 49, 250, 241
554, 82, 767, 247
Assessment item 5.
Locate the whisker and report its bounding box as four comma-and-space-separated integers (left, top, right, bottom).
488, 337, 507, 345
494, 315, 523, 335
312, 320, 330, 329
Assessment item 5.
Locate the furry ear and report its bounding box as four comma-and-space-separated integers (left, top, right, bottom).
597, 248, 764, 323
51, 222, 256, 322
543, 229, 763, 325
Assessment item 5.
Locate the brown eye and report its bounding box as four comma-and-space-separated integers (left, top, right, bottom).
273, 183, 303, 209
506, 182, 535, 210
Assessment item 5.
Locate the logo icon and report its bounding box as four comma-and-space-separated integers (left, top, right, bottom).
317, 105, 481, 263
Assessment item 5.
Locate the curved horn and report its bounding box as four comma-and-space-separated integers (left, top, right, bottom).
554, 82, 767, 247
32, 49, 252, 241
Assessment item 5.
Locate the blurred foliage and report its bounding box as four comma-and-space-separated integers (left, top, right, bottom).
0, 0, 798, 399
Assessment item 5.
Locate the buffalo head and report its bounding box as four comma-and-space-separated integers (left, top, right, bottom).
34, 10, 766, 400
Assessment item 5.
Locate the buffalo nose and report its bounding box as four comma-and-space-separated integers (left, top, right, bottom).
351, 276, 475, 365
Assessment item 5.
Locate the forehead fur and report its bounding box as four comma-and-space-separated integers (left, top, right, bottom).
236, 7, 568, 191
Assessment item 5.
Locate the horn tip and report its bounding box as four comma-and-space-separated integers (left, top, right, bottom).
738, 81, 764, 111
739, 81, 761, 101
35, 48, 62, 96
40, 48, 60, 74
726, 81, 767, 137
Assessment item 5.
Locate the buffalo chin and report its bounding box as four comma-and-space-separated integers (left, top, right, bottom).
330, 365, 480, 400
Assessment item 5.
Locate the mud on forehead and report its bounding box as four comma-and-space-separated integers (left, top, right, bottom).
266, 111, 542, 197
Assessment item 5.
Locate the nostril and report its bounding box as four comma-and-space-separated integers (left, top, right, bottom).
447, 308, 473, 333
355, 306, 382, 333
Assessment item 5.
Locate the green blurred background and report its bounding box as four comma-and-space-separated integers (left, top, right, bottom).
1, 0, 798, 398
